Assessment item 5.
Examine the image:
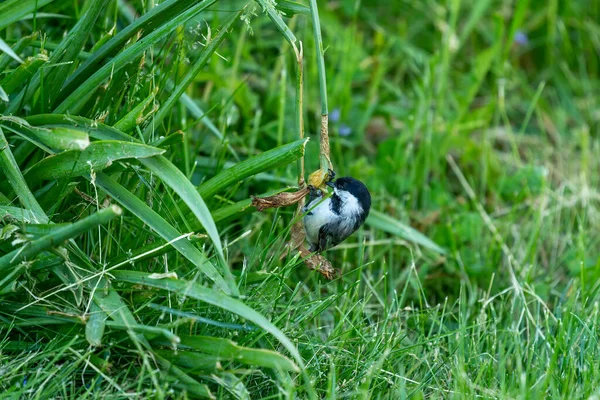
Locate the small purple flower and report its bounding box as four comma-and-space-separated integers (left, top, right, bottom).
330, 108, 341, 123
514, 31, 529, 45
339, 124, 352, 137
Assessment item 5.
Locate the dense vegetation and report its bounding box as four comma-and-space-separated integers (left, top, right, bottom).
1, 0, 599, 398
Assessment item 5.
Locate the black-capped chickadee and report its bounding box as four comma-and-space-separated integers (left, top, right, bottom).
303, 173, 371, 252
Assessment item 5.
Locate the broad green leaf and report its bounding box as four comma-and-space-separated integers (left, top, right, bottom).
0, 0, 55, 30
153, 354, 215, 399
0, 53, 48, 95
24, 114, 238, 294
164, 335, 299, 371
85, 302, 106, 347
54, 0, 219, 114
0, 205, 47, 223
26, 114, 131, 142
198, 139, 308, 200
112, 270, 315, 397
366, 209, 446, 254
277, 0, 311, 15
94, 173, 233, 295
1, 121, 90, 151
0, 205, 122, 275
26, 141, 165, 181
0, 126, 47, 223
139, 156, 236, 292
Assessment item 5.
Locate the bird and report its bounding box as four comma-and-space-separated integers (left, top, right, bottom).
303, 174, 371, 252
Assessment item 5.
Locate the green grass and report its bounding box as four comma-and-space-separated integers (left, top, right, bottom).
1, 0, 600, 398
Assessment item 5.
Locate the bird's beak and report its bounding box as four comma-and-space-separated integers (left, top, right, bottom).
326, 181, 335, 189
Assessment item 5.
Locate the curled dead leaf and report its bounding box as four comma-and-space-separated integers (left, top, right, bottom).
298, 246, 340, 280
251, 187, 310, 211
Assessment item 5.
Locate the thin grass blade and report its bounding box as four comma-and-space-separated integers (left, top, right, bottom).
366, 209, 445, 254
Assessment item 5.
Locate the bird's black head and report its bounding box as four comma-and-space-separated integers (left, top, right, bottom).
330, 177, 371, 213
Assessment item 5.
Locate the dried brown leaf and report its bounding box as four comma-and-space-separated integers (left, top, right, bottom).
251, 187, 310, 211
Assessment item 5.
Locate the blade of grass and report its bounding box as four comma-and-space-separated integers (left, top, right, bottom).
139, 156, 238, 294
172, 334, 298, 371
0, 205, 47, 222
0, 37, 24, 63
1, 119, 90, 151
143, 9, 241, 137
53, 0, 218, 114
5, 0, 110, 113
22, 114, 238, 294
94, 173, 233, 294
112, 270, 316, 399
0, 205, 122, 275
153, 354, 216, 399
25, 141, 165, 181
0, 0, 55, 30
0, 53, 48, 95
0, 126, 48, 223
366, 209, 445, 255
198, 138, 308, 200
0, 33, 37, 73
60, 0, 202, 99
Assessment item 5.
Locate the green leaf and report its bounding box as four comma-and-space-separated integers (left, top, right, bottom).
0, 37, 24, 63
255, 0, 298, 51
0, 53, 48, 95
138, 156, 237, 294
54, 0, 219, 114
0, 126, 48, 223
26, 114, 131, 142
276, 1, 311, 16
113, 90, 156, 132
153, 354, 215, 399
366, 209, 446, 254
25, 141, 165, 181
1, 120, 90, 151
0, 0, 55, 30
0, 205, 47, 223
85, 302, 106, 347
112, 271, 315, 396
144, 10, 241, 136
22, 115, 237, 294
47, 0, 111, 103
0, 33, 37, 73
198, 139, 308, 200
167, 335, 299, 371
0, 85, 7, 102
94, 173, 233, 295
5, 0, 110, 113
61, 0, 202, 99
0, 205, 122, 276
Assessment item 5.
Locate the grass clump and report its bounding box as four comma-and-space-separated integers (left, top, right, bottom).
1, 0, 600, 398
